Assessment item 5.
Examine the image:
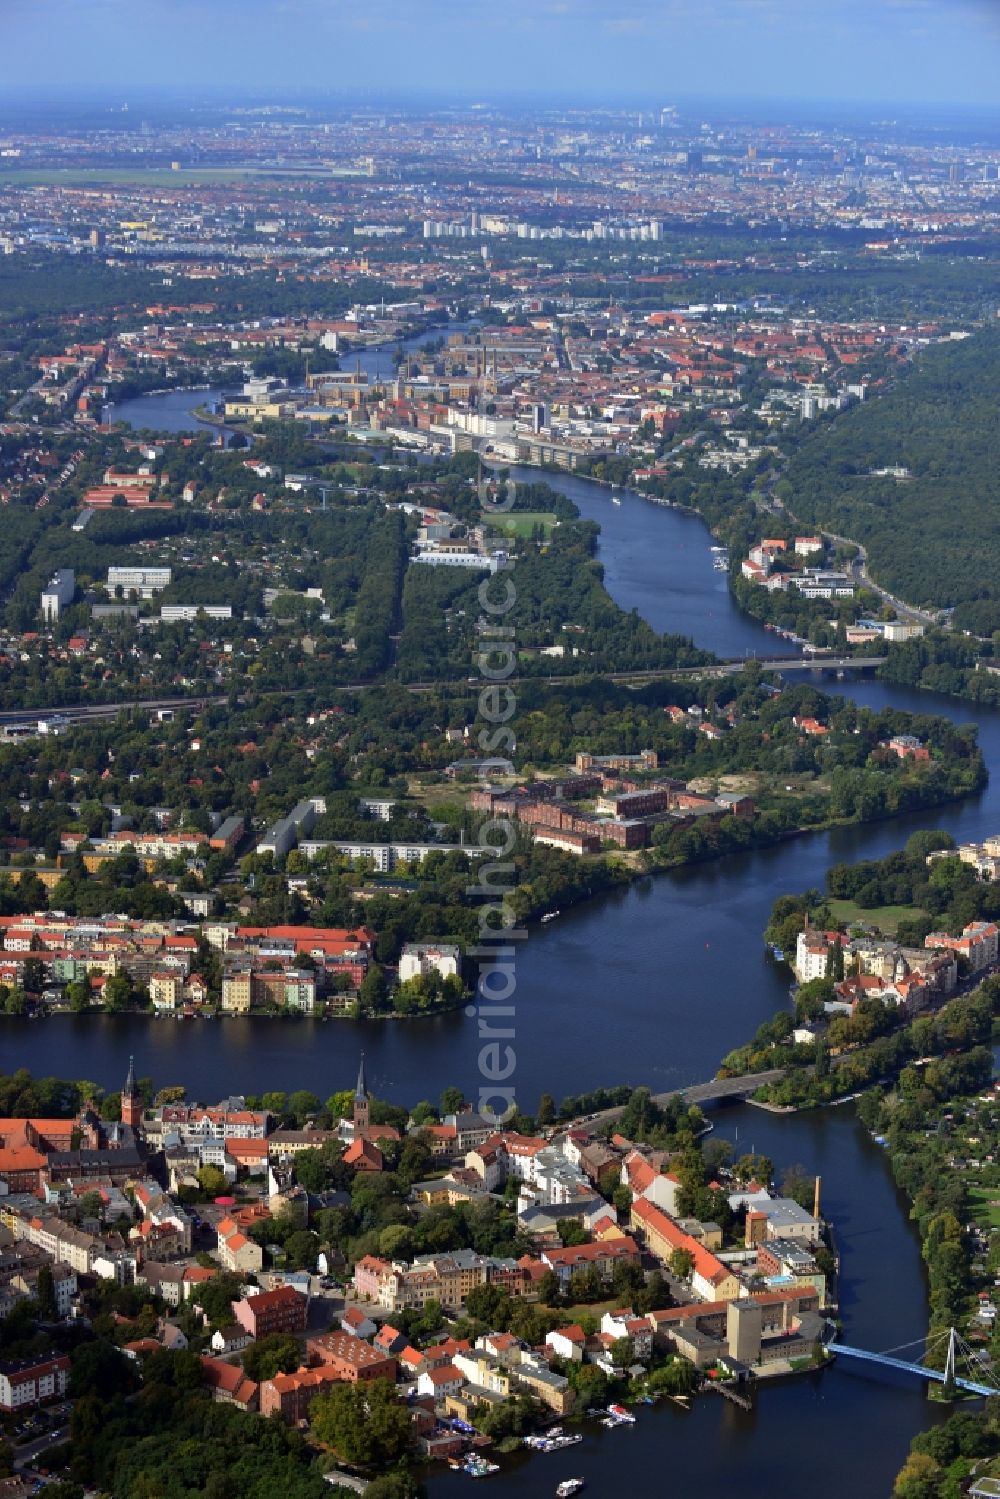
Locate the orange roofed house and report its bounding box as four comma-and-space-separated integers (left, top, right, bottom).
630, 1197, 742, 1303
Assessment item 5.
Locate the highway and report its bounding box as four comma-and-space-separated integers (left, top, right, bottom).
0, 654, 887, 730
0, 693, 228, 728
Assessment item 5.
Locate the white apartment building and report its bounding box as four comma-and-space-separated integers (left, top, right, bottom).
107, 565, 172, 598
398, 943, 461, 983
40, 569, 75, 622
795, 930, 830, 982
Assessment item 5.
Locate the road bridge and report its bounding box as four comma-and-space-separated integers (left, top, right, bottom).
571, 1069, 787, 1130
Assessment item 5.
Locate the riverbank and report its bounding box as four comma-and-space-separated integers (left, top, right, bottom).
865, 1055, 1000, 1493
22, 394, 988, 1497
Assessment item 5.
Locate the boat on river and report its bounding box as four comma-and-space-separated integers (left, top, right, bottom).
524, 1430, 583, 1452
460, 1454, 500, 1477
556, 1482, 586, 1497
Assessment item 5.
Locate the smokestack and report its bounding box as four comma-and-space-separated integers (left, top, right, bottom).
813, 1175, 821, 1221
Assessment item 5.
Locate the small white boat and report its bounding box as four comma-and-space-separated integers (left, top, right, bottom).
541, 910, 560, 924
556, 1483, 586, 1498
611, 495, 622, 506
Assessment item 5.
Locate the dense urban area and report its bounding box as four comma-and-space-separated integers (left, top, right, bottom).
0, 85, 1000, 1499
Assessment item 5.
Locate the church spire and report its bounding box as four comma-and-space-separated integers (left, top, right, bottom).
121, 1055, 141, 1130
353, 1052, 370, 1134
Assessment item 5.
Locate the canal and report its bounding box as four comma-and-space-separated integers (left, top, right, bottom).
70, 393, 990, 1495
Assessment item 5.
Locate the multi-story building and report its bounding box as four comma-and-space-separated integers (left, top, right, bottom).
0, 1354, 70, 1411
629, 1197, 741, 1303
40, 570, 75, 622
259, 1364, 343, 1421
233, 1286, 307, 1339
353, 1248, 519, 1312
106, 565, 172, 598
398, 943, 460, 984
925, 921, 999, 973
304, 1331, 396, 1383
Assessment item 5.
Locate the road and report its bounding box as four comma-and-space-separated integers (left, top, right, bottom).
822, 530, 942, 629
756, 455, 943, 630
0, 654, 888, 730
14, 1421, 70, 1474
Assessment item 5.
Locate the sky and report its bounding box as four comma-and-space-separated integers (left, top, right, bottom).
2, 0, 999, 110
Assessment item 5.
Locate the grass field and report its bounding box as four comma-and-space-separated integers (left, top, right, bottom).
967, 1185, 1000, 1229
826, 898, 928, 935
405, 776, 480, 815
485, 511, 559, 538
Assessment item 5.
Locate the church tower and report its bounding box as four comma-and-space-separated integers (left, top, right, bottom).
121, 1055, 141, 1129
353, 1052, 370, 1135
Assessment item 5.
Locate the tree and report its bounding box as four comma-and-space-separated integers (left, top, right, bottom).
194, 1271, 244, 1329
242, 1333, 301, 1383
21, 957, 45, 994
103, 972, 134, 1011
287, 1090, 321, 1124
893, 1450, 943, 1499
611, 1336, 634, 1368
293, 1149, 334, 1193
363, 1478, 423, 1499
464, 1283, 511, 1326
197, 1164, 228, 1198
284, 1230, 319, 1270
440, 1086, 465, 1116
538, 1270, 562, 1306
325, 1089, 355, 1121
66, 980, 89, 1012
829, 940, 845, 981
35, 1263, 58, 1320
68, 1340, 138, 1400
310, 1378, 412, 1466
358, 966, 388, 1014
79, 1189, 104, 1222
669, 1248, 693, 1279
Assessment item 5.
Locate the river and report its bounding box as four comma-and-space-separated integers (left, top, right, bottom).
79, 388, 992, 1495
105, 323, 459, 440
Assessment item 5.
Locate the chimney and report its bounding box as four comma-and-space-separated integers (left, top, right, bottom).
813, 1175, 821, 1221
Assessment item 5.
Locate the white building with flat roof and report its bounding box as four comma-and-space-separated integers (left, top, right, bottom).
40, 570, 75, 622
107, 566, 172, 598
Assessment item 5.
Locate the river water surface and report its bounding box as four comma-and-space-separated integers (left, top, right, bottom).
74, 388, 994, 1495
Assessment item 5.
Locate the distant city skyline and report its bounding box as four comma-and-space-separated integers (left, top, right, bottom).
3, 0, 1000, 111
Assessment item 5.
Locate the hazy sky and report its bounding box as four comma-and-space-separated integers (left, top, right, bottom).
3, 0, 999, 109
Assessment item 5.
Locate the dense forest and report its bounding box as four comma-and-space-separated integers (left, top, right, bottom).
781, 326, 1000, 613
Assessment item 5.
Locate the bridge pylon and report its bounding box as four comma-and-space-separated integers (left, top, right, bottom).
944, 1326, 957, 1389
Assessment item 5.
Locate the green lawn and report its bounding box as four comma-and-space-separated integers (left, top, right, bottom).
405, 775, 483, 814
826, 898, 927, 936
967, 1186, 1000, 1229
485, 511, 559, 538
